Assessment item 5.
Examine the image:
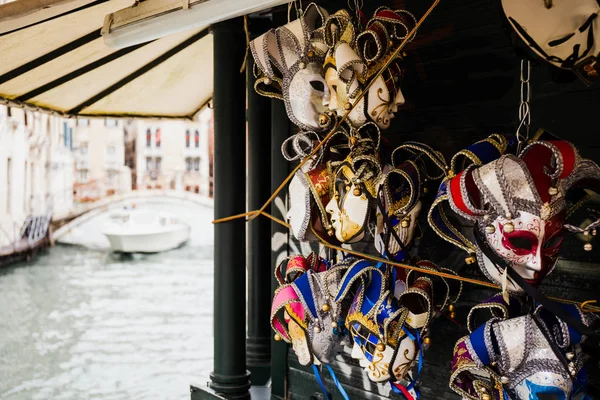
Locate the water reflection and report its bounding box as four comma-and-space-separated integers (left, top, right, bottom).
0, 201, 214, 400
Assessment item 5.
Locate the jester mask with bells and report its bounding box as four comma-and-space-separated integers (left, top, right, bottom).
325, 123, 382, 243
250, 3, 331, 131
283, 132, 338, 244
321, 8, 415, 130
334, 260, 437, 394
451, 293, 598, 400
375, 142, 447, 262
271, 254, 355, 366
429, 133, 600, 293
502, 0, 600, 85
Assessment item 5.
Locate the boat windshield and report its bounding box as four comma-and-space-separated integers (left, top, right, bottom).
110, 214, 130, 224
131, 213, 158, 225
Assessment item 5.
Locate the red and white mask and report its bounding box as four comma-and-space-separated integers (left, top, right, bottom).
442, 140, 600, 293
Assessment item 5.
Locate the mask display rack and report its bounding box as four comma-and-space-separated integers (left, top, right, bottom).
210, 0, 600, 399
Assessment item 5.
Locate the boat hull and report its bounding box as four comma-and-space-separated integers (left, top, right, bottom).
104, 225, 190, 253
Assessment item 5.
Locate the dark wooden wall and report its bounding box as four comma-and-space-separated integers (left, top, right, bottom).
284, 0, 600, 398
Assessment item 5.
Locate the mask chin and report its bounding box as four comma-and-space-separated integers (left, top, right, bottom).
287, 174, 311, 241
365, 345, 395, 382
287, 63, 329, 130
287, 314, 315, 366
477, 249, 526, 293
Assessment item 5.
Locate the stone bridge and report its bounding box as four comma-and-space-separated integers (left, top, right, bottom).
51, 190, 213, 243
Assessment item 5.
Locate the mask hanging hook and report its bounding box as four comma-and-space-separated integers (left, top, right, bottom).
516, 59, 531, 154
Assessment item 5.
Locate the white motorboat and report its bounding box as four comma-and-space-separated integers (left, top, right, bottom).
102, 209, 190, 253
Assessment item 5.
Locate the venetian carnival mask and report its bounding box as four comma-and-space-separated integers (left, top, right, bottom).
271, 255, 354, 366
321, 8, 414, 130
335, 260, 438, 386
502, 0, 600, 84
451, 293, 597, 400
250, 3, 332, 131
429, 135, 600, 293
375, 142, 447, 260
325, 123, 382, 243
340, 267, 418, 383
282, 133, 338, 243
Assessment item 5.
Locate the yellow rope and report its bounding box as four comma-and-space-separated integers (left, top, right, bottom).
213, 210, 290, 228
216, 208, 600, 312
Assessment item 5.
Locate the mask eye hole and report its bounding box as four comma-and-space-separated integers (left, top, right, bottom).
310, 80, 325, 92
508, 236, 534, 250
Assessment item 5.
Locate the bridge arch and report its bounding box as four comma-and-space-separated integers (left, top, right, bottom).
52, 190, 213, 242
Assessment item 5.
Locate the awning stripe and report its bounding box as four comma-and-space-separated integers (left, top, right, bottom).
0, 29, 101, 85
68, 28, 208, 114
17, 39, 155, 102
0, 0, 109, 38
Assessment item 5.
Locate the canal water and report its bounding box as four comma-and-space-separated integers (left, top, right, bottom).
0, 201, 214, 400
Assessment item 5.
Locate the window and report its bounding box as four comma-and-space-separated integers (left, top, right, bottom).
80, 143, 88, 155
146, 129, 152, 148
68, 127, 73, 151
185, 157, 192, 172
146, 157, 153, 172
79, 170, 88, 181
185, 129, 190, 148
156, 129, 161, 148
105, 118, 118, 128
107, 171, 115, 185
155, 157, 162, 173
63, 122, 68, 147
195, 130, 200, 148
77, 118, 90, 127
193, 157, 200, 171
106, 145, 116, 155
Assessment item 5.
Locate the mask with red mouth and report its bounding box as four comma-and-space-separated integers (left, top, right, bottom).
429, 136, 600, 293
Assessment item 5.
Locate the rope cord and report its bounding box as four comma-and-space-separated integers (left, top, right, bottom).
216, 209, 600, 313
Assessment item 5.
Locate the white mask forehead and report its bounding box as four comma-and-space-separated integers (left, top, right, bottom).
287, 63, 329, 130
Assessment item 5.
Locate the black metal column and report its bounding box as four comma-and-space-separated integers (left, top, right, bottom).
246, 17, 273, 387
210, 18, 250, 400
270, 34, 291, 398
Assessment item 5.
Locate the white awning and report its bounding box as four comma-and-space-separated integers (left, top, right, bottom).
0, 0, 213, 119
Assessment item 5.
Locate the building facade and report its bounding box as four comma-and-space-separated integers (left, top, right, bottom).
0, 105, 74, 247
133, 108, 212, 196
72, 118, 131, 202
